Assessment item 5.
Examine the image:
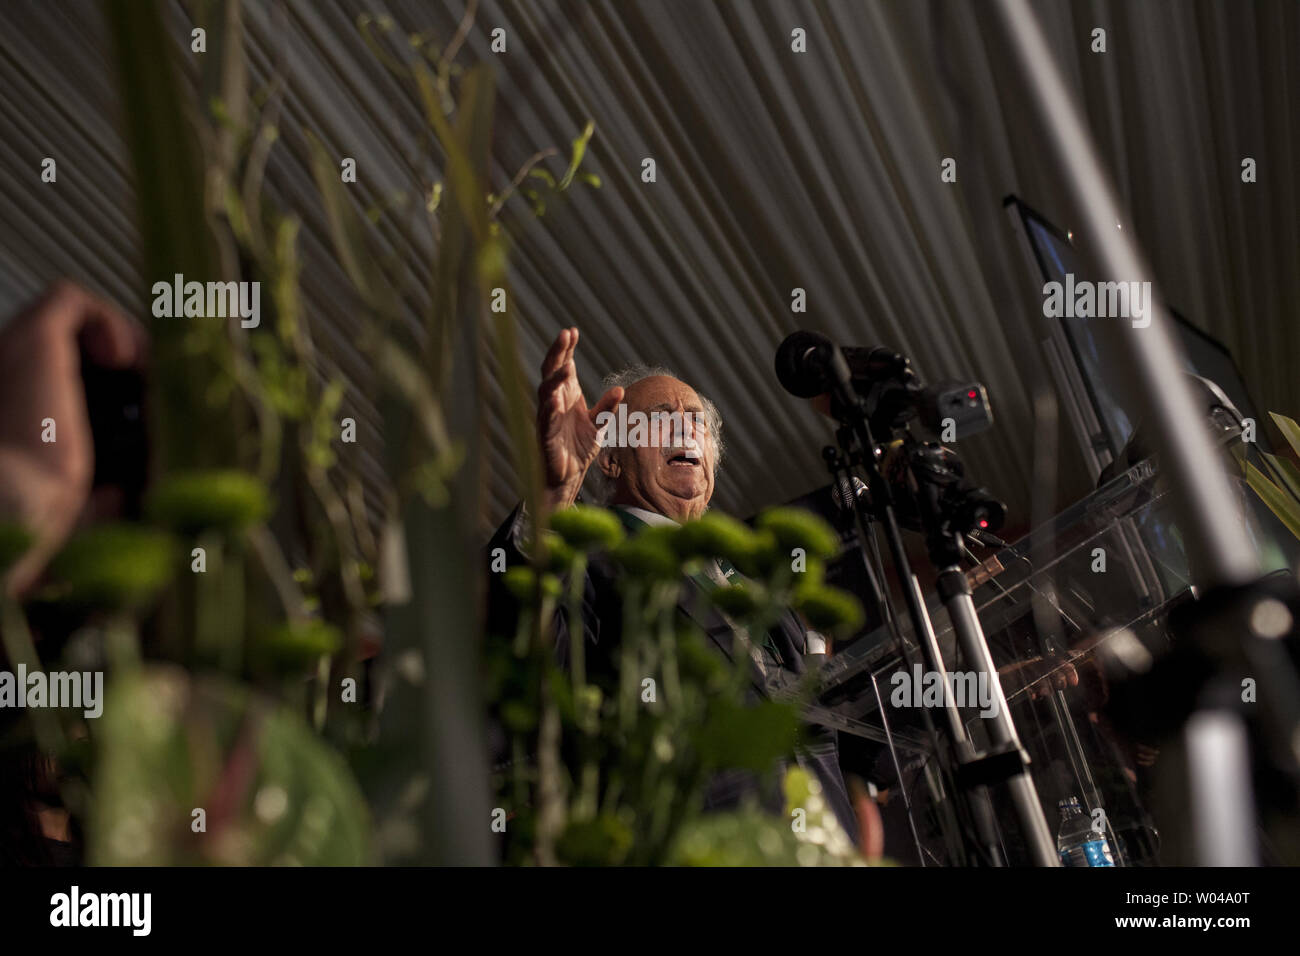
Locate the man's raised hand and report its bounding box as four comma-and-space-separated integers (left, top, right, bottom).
536, 327, 623, 511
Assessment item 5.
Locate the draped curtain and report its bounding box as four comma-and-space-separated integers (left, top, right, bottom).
2, 0, 1295, 532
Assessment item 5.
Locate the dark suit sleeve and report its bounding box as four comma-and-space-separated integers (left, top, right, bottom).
484, 504, 532, 645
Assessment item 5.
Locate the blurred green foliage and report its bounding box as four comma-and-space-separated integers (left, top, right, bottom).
2, 1, 870, 870
1240, 412, 1300, 542
44, 526, 177, 610
146, 470, 271, 536
31, 0, 604, 867
493, 505, 867, 866
90, 668, 368, 865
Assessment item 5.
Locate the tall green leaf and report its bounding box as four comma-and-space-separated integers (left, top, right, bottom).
1270, 412, 1300, 459
1243, 459, 1300, 542
104, 0, 234, 470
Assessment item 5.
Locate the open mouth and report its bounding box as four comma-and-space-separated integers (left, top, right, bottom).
666, 452, 700, 468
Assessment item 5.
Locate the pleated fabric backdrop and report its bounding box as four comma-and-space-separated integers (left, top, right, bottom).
1, 0, 1296, 534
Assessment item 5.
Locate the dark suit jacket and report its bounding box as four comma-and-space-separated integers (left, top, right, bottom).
486, 504, 859, 843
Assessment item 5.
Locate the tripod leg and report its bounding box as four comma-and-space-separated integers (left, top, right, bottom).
896, 567, 1009, 865
940, 567, 1061, 866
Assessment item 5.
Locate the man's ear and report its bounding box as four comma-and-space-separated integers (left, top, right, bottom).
598, 450, 621, 480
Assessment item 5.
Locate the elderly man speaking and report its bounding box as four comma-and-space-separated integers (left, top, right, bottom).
488, 327, 860, 843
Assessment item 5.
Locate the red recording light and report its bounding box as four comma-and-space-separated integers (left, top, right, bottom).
967, 389, 978, 400
978, 519, 989, 529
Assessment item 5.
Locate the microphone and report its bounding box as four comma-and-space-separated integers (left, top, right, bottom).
775, 330, 912, 400
775, 330, 841, 398
831, 474, 869, 512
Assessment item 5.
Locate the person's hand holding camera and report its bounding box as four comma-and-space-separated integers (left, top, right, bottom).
0, 281, 146, 595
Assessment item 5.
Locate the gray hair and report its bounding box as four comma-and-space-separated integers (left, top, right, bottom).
586, 364, 725, 506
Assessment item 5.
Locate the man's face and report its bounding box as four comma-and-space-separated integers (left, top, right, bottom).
601, 376, 715, 522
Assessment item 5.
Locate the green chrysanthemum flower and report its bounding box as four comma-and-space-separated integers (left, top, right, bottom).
735, 528, 781, 578
755, 507, 840, 561
782, 765, 818, 810
636, 523, 682, 551
502, 566, 562, 601
46, 524, 176, 608
793, 557, 826, 587
674, 512, 759, 567
612, 528, 681, 581
794, 583, 865, 635
261, 620, 342, 670
710, 581, 767, 617
539, 531, 577, 573
549, 505, 625, 551
147, 470, 271, 535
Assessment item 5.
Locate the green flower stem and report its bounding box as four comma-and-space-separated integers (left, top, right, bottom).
618, 581, 643, 734
313, 654, 330, 732
644, 582, 683, 859
528, 556, 565, 863
631, 584, 674, 839
247, 527, 308, 623
511, 734, 528, 811
567, 553, 603, 823
194, 531, 223, 664
0, 597, 65, 755
566, 553, 587, 692
530, 575, 553, 655
534, 667, 563, 866
512, 602, 533, 659
646, 775, 676, 858
600, 772, 623, 819
656, 594, 682, 710
304, 462, 367, 663
222, 548, 246, 676
575, 763, 600, 824
104, 611, 141, 674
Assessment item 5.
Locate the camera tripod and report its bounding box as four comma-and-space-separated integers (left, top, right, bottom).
815, 346, 1060, 867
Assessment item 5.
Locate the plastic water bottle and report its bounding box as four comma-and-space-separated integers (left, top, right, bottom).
1056, 796, 1115, 866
